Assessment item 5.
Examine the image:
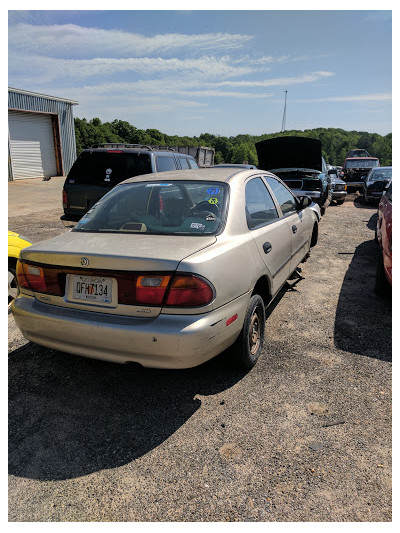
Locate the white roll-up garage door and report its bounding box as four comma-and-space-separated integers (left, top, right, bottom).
9, 110, 58, 179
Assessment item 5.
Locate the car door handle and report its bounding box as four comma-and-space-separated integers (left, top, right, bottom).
292, 225, 298, 234
263, 242, 272, 254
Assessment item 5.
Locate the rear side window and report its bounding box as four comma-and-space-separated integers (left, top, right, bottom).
188, 158, 199, 169
178, 156, 190, 169
245, 178, 279, 229
67, 152, 152, 186
156, 155, 177, 172
266, 177, 297, 216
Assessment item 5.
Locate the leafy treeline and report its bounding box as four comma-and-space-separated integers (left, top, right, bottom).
75, 118, 392, 167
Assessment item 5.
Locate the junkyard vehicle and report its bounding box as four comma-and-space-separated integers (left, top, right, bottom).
328, 169, 347, 205
255, 136, 334, 214
151, 145, 215, 167
12, 168, 320, 370
341, 157, 380, 190
8, 231, 32, 311
362, 166, 392, 204
213, 164, 258, 169
375, 181, 392, 295
345, 149, 371, 159
62, 144, 199, 222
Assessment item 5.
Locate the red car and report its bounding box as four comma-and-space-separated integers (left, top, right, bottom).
375, 182, 392, 294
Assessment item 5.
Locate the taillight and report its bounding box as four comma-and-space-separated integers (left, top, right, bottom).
16, 261, 63, 295
62, 189, 68, 208
136, 275, 171, 305
17, 261, 46, 292
165, 275, 214, 307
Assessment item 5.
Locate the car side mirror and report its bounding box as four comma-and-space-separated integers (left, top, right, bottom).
297, 196, 312, 210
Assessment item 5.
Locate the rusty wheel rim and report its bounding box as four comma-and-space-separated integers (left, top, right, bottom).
248, 309, 261, 355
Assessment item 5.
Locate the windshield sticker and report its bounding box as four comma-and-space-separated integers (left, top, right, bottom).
206, 187, 220, 195
106, 168, 112, 174
146, 183, 172, 187
190, 222, 205, 230
208, 198, 218, 205
104, 176, 110, 182
69, 179, 75, 183
205, 214, 217, 221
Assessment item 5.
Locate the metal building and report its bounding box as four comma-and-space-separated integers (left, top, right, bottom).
8, 88, 79, 181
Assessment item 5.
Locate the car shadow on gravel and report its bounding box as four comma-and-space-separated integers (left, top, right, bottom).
8, 342, 248, 481
334, 236, 391, 361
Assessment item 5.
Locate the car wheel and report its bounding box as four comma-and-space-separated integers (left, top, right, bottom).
8, 259, 18, 313
336, 199, 344, 205
374, 253, 390, 296
233, 294, 265, 369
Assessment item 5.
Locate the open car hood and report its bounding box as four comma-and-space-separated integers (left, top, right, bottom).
256, 136, 322, 172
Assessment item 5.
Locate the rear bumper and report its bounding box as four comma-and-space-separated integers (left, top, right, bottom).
11, 293, 249, 369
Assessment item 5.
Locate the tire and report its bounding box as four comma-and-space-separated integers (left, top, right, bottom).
310, 223, 318, 247
232, 294, 266, 369
336, 199, 344, 205
8, 259, 17, 313
374, 253, 390, 296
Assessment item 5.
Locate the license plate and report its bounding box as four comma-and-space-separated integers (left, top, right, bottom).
71, 275, 112, 303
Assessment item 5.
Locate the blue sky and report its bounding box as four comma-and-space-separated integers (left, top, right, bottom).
8, 8, 392, 137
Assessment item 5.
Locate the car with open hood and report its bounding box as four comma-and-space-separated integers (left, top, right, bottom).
255, 136, 334, 214
341, 157, 380, 190
12, 168, 320, 370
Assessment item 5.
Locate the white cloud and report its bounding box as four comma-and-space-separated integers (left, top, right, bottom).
8, 53, 255, 82
292, 93, 392, 103
8, 23, 253, 57
208, 71, 335, 88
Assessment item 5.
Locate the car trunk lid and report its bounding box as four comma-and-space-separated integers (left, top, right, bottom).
19, 232, 216, 317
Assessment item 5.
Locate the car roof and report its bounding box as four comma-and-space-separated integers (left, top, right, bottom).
345, 157, 379, 160
119, 167, 269, 185
82, 145, 195, 157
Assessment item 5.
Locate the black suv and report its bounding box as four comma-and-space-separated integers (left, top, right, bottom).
62, 144, 199, 221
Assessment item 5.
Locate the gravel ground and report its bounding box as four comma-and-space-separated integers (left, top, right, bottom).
8, 193, 391, 522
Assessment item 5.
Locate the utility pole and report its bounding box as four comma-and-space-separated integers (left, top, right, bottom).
281, 90, 288, 132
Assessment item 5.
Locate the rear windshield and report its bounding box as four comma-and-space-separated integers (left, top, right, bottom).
345, 159, 379, 169
67, 151, 152, 186
73, 181, 228, 236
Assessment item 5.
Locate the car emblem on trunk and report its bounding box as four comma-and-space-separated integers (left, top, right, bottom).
80, 257, 89, 266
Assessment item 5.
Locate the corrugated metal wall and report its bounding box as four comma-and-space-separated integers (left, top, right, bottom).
8, 89, 78, 180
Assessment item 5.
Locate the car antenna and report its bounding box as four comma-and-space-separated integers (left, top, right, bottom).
281, 90, 288, 132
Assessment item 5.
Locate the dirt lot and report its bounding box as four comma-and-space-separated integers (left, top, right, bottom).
8, 180, 391, 522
